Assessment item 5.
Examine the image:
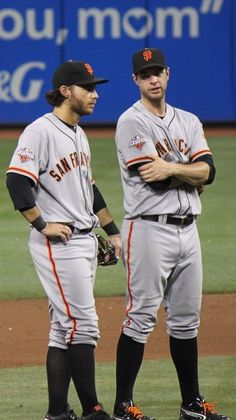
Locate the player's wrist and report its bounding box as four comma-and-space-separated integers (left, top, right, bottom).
31, 215, 47, 232
170, 162, 181, 177
102, 221, 120, 236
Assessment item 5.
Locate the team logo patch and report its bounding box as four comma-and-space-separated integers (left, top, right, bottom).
129, 135, 146, 150
143, 49, 152, 62
85, 63, 93, 74
17, 147, 34, 163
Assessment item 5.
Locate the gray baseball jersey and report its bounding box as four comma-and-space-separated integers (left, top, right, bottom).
116, 101, 211, 218
115, 101, 212, 343
7, 112, 98, 230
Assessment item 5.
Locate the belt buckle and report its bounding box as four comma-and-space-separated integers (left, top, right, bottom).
180, 217, 186, 227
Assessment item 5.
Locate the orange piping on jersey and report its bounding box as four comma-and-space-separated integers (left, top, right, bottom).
127, 156, 154, 166
7, 166, 38, 183
47, 238, 77, 343
191, 150, 212, 161
122, 221, 134, 332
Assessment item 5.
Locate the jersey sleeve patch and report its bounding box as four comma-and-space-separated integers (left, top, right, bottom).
129, 135, 147, 150
16, 147, 34, 163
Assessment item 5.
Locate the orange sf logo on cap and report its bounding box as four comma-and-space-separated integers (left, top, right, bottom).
143, 50, 152, 62
85, 63, 93, 74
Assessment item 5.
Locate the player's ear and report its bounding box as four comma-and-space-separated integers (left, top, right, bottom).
59, 85, 70, 99
166, 67, 170, 80
132, 73, 139, 87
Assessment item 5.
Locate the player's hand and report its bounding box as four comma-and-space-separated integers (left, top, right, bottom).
138, 155, 174, 182
107, 234, 122, 259
41, 223, 72, 243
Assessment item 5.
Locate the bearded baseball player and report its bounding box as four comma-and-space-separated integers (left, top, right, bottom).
6, 60, 121, 420
112, 48, 230, 420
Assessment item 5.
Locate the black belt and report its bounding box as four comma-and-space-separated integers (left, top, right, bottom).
141, 215, 195, 227
49, 224, 92, 243
58, 223, 93, 234
67, 224, 92, 234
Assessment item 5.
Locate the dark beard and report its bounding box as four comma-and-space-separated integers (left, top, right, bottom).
71, 103, 93, 117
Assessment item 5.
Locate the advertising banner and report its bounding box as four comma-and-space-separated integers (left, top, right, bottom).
0, 0, 235, 124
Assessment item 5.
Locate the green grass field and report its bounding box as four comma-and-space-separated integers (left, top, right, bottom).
0, 357, 235, 420
0, 134, 236, 420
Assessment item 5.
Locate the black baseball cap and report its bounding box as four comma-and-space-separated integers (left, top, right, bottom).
52, 60, 108, 89
132, 48, 167, 74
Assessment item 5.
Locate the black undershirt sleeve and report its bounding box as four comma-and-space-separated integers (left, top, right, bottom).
6, 173, 36, 211
92, 184, 120, 235
128, 162, 171, 190
193, 154, 216, 184
92, 184, 107, 213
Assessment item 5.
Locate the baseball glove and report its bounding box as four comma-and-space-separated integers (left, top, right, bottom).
96, 234, 118, 266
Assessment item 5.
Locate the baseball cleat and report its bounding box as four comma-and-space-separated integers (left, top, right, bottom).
113, 399, 155, 420
81, 403, 112, 420
180, 396, 231, 420
45, 403, 79, 419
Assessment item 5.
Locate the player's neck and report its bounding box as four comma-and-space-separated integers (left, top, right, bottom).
140, 98, 166, 118
53, 107, 80, 127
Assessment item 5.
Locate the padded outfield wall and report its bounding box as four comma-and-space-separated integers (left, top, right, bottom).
0, 0, 235, 125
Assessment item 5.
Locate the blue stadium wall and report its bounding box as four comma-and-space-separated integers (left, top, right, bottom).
0, 0, 235, 125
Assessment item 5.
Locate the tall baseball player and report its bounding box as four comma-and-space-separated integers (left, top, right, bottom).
112, 48, 230, 420
6, 60, 121, 420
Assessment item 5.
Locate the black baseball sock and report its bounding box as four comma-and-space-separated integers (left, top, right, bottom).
46, 346, 71, 416
114, 333, 145, 412
169, 336, 200, 406
67, 343, 99, 416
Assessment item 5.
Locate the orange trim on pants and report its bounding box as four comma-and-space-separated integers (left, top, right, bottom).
47, 238, 77, 344
123, 221, 134, 330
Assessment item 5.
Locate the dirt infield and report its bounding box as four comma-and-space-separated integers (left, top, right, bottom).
0, 294, 235, 368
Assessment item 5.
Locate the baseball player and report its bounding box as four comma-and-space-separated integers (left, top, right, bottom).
6, 60, 121, 420
112, 48, 230, 420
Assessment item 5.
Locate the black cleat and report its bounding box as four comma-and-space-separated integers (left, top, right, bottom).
113, 399, 155, 420
45, 404, 79, 419
81, 403, 112, 420
180, 396, 231, 420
